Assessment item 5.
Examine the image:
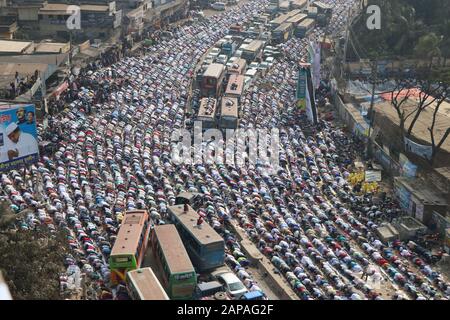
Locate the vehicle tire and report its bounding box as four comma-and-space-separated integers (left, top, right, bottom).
214, 292, 227, 300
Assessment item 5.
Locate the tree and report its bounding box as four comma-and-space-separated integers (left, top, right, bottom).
414, 33, 442, 69
388, 78, 417, 146
427, 85, 450, 164
406, 79, 448, 137
0, 203, 68, 300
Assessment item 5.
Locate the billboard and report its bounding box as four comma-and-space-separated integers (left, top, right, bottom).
296, 67, 307, 110
0, 104, 39, 172
404, 137, 432, 160
308, 40, 321, 89
296, 63, 318, 124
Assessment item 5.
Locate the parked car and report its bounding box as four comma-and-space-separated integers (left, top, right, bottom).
215, 272, 248, 298
240, 290, 266, 300
194, 281, 228, 300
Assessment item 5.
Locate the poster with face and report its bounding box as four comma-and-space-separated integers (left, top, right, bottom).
0, 104, 39, 172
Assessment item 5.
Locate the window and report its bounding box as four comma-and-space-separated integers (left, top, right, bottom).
114, 256, 131, 263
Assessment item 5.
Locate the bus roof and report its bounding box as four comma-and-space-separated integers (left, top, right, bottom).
298, 18, 315, 28
286, 9, 302, 17
111, 210, 148, 256
168, 205, 224, 245
225, 74, 244, 96
221, 97, 239, 118
153, 224, 195, 274
203, 63, 225, 78
243, 40, 264, 53
198, 97, 217, 119
313, 1, 333, 10
286, 13, 307, 24
279, 0, 290, 9
227, 58, 247, 74
127, 268, 169, 300
274, 22, 293, 32
291, 0, 307, 9
271, 14, 289, 25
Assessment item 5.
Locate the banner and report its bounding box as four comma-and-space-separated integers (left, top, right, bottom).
365, 170, 382, 182
399, 153, 417, 178
296, 67, 307, 110
396, 185, 411, 211
297, 63, 318, 124
0, 104, 39, 172
52, 81, 69, 99
308, 41, 321, 89
404, 137, 432, 160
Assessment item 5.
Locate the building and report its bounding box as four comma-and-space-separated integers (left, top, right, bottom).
125, 0, 153, 36
394, 176, 447, 227
37, 2, 122, 40
0, 16, 19, 39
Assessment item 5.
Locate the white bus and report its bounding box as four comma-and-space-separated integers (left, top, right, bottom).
126, 268, 170, 300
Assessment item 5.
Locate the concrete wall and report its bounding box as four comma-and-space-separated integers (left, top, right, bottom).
227, 220, 299, 300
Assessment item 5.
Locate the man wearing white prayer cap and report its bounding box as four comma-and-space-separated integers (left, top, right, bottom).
4, 122, 39, 160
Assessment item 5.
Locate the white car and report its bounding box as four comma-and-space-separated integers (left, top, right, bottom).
265, 56, 275, 65
217, 54, 229, 65
249, 62, 259, 69
215, 272, 248, 298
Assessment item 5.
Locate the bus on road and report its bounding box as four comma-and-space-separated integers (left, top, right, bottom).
241, 40, 264, 63
220, 96, 239, 130
126, 267, 170, 300
272, 22, 293, 44
168, 204, 225, 273
109, 210, 151, 284
225, 74, 245, 101
200, 63, 226, 97
150, 224, 197, 300
295, 18, 315, 38
197, 97, 218, 130
286, 13, 308, 29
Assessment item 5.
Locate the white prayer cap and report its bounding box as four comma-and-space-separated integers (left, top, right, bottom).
6, 122, 19, 136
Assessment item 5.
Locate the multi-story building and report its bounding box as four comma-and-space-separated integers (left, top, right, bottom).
37, 1, 122, 40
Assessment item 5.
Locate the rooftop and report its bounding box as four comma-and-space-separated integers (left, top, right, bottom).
225, 74, 244, 95
203, 63, 225, 79
153, 224, 195, 274
395, 177, 447, 206
34, 42, 70, 54
0, 40, 33, 54
168, 204, 224, 245
198, 97, 217, 118
110, 211, 148, 256
374, 98, 450, 153
126, 268, 169, 300
39, 3, 110, 14
221, 97, 239, 117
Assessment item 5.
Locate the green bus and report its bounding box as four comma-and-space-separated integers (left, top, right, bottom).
150, 224, 197, 300
109, 210, 151, 284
